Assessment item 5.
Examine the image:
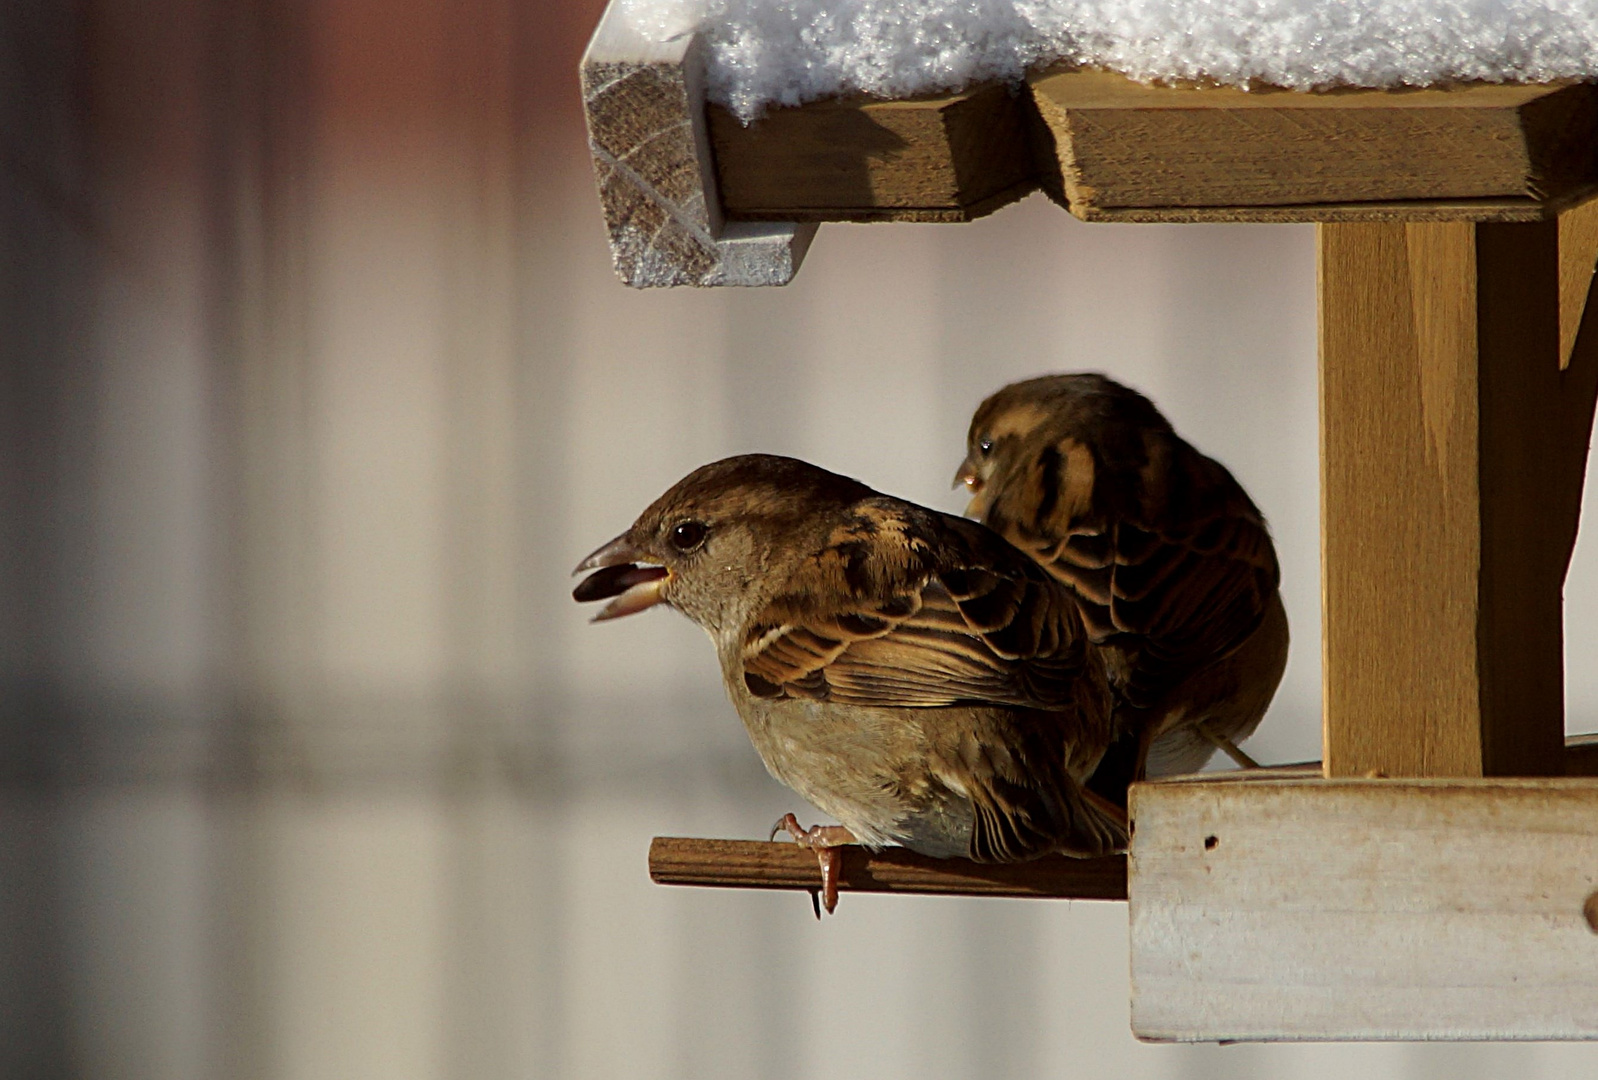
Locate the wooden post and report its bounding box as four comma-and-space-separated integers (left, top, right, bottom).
1318, 220, 1594, 778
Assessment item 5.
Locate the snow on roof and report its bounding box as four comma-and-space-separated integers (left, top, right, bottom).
619, 0, 1598, 121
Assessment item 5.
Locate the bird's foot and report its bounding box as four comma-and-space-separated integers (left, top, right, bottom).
1194, 720, 1260, 769
769, 814, 856, 917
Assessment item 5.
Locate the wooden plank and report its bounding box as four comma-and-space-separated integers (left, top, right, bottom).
1079, 190, 1596, 224
648, 837, 1127, 900
1318, 220, 1568, 778
710, 82, 1037, 222
705, 70, 1598, 225
1129, 775, 1598, 1041
580, 11, 816, 286
1029, 69, 1598, 215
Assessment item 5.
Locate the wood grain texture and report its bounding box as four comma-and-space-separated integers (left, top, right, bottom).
1130, 775, 1598, 1041
1029, 70, 1598, 215
583, 0, 1598, 285
710, 82, 1037, 222
580, 11, 815, 286
1555, 202, 1598, 601
649, 837, 1127, 900
704, 70, 1598, 225
1562, 197, 1598, 368
1078, 191, 1596, 224
1318, 221, 1571, 778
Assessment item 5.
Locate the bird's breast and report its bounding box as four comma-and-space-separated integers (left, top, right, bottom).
721, 673, 974, 857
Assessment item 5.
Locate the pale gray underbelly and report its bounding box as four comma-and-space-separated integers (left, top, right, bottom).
732, 694, 975, 859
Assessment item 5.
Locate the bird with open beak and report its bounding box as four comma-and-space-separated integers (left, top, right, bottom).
954, 373, 1288, 784
573, 454, 1126, 915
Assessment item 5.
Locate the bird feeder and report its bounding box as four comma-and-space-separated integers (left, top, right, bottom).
580, 0, 1598, 1041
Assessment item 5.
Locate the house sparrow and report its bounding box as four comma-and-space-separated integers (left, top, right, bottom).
955, 373, 1288, 779
573, 454, 1126, 914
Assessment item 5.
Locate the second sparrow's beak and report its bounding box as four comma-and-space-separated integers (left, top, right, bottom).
572, 534, 670, 622
952, 456, 983, 493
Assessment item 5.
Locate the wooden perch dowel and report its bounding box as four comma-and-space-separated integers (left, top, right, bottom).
649, 837, 1127, 901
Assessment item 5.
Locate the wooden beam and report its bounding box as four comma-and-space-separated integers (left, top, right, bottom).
1028, 71, 1598, 217
1318, 220, 1572, 778
708, 82, 1037, 222
580, 7, 816, 287
648, 837, 1127, 901
1071, 191, 1597, 224
1552, 203, 1598, 599
1130, 774, 1598, 1041
1560, 197, 1598, 368
703, 68, 1598, 225
583, 0, 1598, 283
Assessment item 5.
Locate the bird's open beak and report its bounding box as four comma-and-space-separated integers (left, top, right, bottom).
572, 534, 669, 622
952, 457, 983, 493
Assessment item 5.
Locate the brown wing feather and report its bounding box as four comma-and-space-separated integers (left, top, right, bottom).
739, 497, 1124, 859
739, 501, 1095, 714
948, 725, 1129, 860
998, 432, 1278, 711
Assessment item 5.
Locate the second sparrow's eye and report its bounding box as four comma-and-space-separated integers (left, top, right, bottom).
978, 437, 994, 456
669, 520, 708, 552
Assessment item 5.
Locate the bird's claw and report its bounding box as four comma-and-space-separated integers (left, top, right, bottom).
770, 813, 806, 844
768, 813, 854, 916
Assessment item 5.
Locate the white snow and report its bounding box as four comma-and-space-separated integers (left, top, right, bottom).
619, 0, 1598, 121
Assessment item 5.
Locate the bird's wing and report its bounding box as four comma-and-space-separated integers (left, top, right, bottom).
738, 502, 1095, 714
1025, 442, 1279, 709
740, 501, 1124, 860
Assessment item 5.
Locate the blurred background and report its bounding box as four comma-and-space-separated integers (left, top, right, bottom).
4, 1, 1598, 1077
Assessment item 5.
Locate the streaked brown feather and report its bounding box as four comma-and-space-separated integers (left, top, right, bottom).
965, 375, 1287, 769
741, 501, 1094, 714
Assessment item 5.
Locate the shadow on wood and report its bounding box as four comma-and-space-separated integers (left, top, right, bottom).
709, 81, 1037, 223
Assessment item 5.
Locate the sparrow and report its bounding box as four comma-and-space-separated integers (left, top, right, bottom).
573, 454, 1126, 914
955, 373, 1288, 781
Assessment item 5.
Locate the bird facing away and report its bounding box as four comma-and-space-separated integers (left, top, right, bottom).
573, 454, 1126, 913
955, 373, 1288, 779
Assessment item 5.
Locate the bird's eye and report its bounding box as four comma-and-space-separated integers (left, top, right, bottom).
669, 520, 708, 551
978, 437, 994, 456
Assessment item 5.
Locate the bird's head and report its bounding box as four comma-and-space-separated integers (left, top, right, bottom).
955, 387, 1059, 519
957, 372, 1166, 528
572, 454, 873, 637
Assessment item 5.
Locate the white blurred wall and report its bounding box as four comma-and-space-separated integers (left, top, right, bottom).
4, 2, 1598, 1079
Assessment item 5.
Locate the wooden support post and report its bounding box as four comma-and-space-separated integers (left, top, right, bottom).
1319, 219, 1597, 778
